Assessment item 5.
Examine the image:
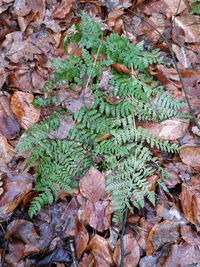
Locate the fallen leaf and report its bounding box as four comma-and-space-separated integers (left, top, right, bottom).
74, 220, 89, 259
0, 173, 32, 221
87, 235, 114, 266
179, 175, 200, 228
107, 9, 124, 27
181, 225, 200, 246
174, 13, 200, 43
79, 167, 105, 203
49, 116, 75, 140
0, 94, 20, 139
51, 0, 72, 19
0, 133, 14, 170
85, 199, 111, 232
5, 239, 25, 266
113, 234, 140, 267
146, 221, 180, 255
111, 63, 131, 74
139, 119, 189, 140
11, 91, 40, 129
180, 145, 200, 170
98, 0, 132, 11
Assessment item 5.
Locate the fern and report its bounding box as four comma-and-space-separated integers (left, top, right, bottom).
17, 12, 188, 222
189, 0, 200, 14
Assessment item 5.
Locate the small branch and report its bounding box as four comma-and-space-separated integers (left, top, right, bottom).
119, 206, 128, 267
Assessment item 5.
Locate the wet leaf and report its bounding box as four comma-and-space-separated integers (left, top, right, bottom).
0, 133, 14, 170
113, 234, 140, 267
11, 91, 40, 129
80, 167, 106, 203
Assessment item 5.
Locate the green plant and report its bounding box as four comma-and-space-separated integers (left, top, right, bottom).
17, 12, 187, 222
189, 0, 200, 14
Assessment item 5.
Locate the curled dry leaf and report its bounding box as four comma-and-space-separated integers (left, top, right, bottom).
111, 63, 131, 74
113, 234, 140, 267
179, 175, 200, 228
180, 145, 200, 171
139, 119, 189, 141
79, 167, 105, 203
0, 173, 32, 222
87, 234, 114, 266
0, 94, 20, 139
11, 91, 40, 129
146, 221, 180, 255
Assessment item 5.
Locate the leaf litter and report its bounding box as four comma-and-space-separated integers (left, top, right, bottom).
0, 0, 200, 266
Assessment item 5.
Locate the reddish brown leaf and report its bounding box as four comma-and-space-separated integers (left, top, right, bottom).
107, 9, 124, 27
85, 199, 111, 232
179, 175, 200, 228
87, 235, 114, 266
51, 0, 72, 19
138, 119, 189, 141
74, 221, 89, 259
180, 145, 200, 170
146, 221, 179, 255
113, 234, 140, 267
79, 167, 105, 203
11, 91, 40, 129
0, 94, 20, 139
0, 133, 14, 170
111, 63, 131, 74
0, 174, 32, 221
146, 175, 159, 192
5, 239, 25, 266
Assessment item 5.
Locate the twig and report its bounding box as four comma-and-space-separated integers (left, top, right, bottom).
119, 206, 128, 267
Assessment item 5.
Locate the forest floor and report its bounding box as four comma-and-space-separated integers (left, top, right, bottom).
0, 0, 200, 266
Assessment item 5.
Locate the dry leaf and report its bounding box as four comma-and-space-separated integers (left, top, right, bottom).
80, 167, 105, 203
5, 239, 25, 266
180, 145, 200, 170
74, 221, 89, 259
0, 133, 14, 170
49, 116, 75, 140
107, 9, 124, 27
11, 91, 40, 129
0, 94, 20, 139
111, 63, 131, 74
146, 221, 179, 255
87, 235, 114, 266
0, 174, 32, 221
139, 119, 189, 140
179, 175, 200, 228
51, 0, 72, 19
85, 199, 111, 232
113, 234, 140, 267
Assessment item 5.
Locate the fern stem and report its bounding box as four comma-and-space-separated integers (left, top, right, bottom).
119, 206, 128, 267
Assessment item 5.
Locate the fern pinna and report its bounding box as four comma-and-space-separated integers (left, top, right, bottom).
17, 12, 186, 222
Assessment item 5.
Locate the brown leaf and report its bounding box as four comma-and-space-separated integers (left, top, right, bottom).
0, 133, 14, 170
138, 119, 189, 140
79, 167, 105, 203
0, 67, 6, 87
87, 235, 114, 266
0, 174, 32, 221
113, 234, 140, 267
26, 0, 45, 20
180, 145, 200, 170
179, 175, 200, 228
181, 225, 200, 246
11, 91, 40, 129
74, 220, 89, 259
162, 242, 200, 266
5, 239, 25, 266
51, 0, 72, 19
0, 94, 20, 139
49, 116, 75, 140
146, 221, 180, 255
85, 199, 111, 232
111, 63, 131, 74
107, 9, 124, 27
